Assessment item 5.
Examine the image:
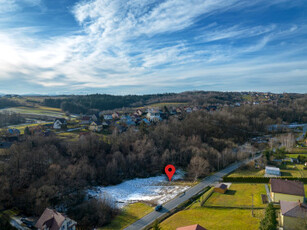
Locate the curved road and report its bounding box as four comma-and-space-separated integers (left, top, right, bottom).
124, 155, 261, 230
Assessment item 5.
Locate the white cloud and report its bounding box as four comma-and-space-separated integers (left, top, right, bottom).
0, 0, 42, 13
0, 0, 306, 93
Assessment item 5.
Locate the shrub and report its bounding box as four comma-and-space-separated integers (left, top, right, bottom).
223, 176, 307, 183
259, 203, 277, 230
67, 198, 118, 229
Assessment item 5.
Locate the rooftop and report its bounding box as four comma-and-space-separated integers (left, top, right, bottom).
270, 179, 305, 196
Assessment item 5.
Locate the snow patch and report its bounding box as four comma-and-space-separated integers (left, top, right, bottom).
88, 170, 189, 208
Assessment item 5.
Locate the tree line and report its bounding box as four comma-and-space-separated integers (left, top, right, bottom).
0, 111, 26, 128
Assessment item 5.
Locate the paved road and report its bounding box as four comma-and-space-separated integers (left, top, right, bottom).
124, 155, 261, 230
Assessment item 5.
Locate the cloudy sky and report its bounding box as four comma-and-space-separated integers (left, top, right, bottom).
0, 0, 306, 95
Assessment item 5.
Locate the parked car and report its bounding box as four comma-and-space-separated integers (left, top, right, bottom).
155, 204, 163, 211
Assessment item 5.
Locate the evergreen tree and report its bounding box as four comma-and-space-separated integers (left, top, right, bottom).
152, 220, 161, 230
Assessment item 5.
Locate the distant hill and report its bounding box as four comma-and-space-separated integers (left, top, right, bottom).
1, 91, 306, 115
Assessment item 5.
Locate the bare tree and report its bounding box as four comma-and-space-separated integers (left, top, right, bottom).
188, 156, 210, 181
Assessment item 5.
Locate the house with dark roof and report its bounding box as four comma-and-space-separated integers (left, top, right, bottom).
214, 183, 228, 194
53, 118, 67, 129
176, 224, 207, 230
80, 115, 91, 125
35, 208, 76, 230
270, 179, 305, 202
279, 201, 307, 230
89, 121, 103, 132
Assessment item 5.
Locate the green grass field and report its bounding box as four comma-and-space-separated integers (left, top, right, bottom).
57, 132, 80, 141
227, 169, 265, 177
305, 185, 307, 197
205, 183, 266, 208
6, 122, 53, 134
280, 164, 303, 177
228, 164, 307, 178
285, 153, 307, 158
291, 147, 307, 154
160, 208, 264, 230
1, 106, 65, 117
100, 203, 153, 230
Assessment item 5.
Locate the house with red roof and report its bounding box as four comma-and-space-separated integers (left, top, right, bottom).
176, 224, 207, 230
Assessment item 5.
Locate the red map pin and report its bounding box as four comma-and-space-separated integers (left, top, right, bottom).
165, 164, 176, 181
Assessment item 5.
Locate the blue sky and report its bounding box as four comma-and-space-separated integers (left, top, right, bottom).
0, 0, 306, 95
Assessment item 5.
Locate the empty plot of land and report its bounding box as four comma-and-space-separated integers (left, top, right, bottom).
160, 208, 264, 230
228, 169, 265, 177
205, 183, 266, 208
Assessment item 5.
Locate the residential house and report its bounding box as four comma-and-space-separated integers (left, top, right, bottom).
146, 108, 162, 122
176, 107, 182, 114
265, 166, 281, 177
270, 179, 305, 203
53, 118, 67, 129
35, 208, 77, 230
121, 115, 136, 126
91, 114, 99, 122
176, 224, 207, 230
80, 115, 91, 125
112, 112, 120, 120
7, 128, 20, 136
135, 109, 143, 116
185, 107, 192, 113
103, 114, 113, 120
279, 201, 307, 230
214, 183, 228, 194
89, 121, 103, 132
141, 118, 150, 125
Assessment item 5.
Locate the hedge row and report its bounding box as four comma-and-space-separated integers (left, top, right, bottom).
223, 176, 307, 183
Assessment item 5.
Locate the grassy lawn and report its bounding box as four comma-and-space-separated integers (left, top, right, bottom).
57, 132, 79, 141
189, 187, 214, 209
160, 208, 264, 230
305, 185, 307, 197
1, 106, 65, 117
285, 153, 307, 158
205, 183, 266, 208
228, 169, 265, 177
6, 122, 52, 134
280, 164, 302, 177
100, 203, 153, 230
291, 147, 307, 154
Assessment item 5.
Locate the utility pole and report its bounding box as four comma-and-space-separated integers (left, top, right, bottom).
251, 193, 254, 217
